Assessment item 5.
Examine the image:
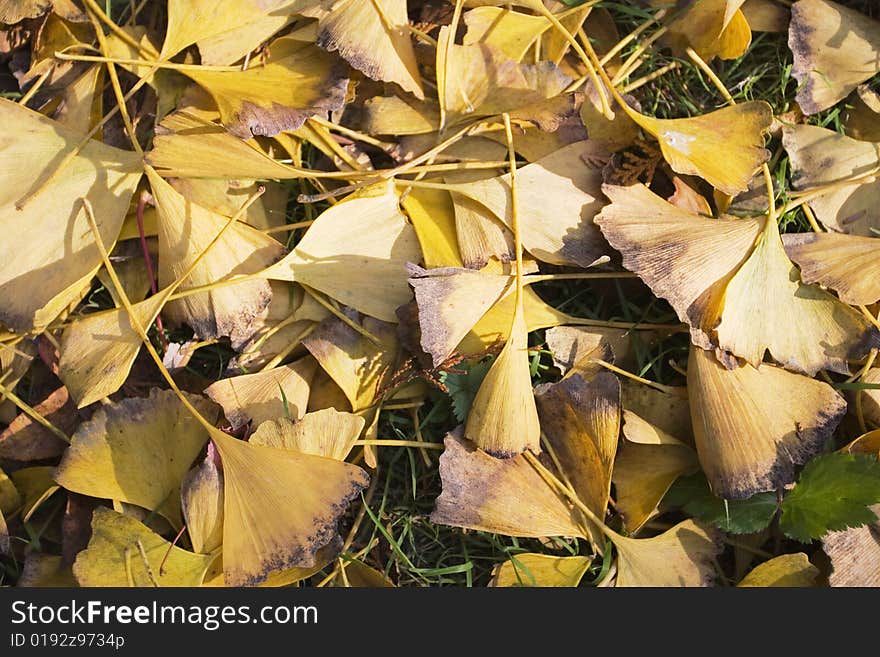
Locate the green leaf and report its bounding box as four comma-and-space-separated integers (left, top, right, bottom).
439, 357, 494, 423
663, 473, 778, 534
780, 453, 880, 543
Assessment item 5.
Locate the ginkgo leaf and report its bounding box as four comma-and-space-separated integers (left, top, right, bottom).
147, 168, 286, 347
737, 553, 819, 587
595, 183, 763, 348
408, 263, 513, 368
450, 189, 514, 269
620, 380, 693, 442
181, 450, 224, 555
401, 188, 463, 268
545, 325, 642, 375
195, 3, 301, 65
0, 386, 75, 462
783, 232, 880, 305
183, 36, 349, 139
858, 369, 880, 429
301, 312, 398, 411
437, 26, 571, 128
534, 371, 621, 525
249, 408, 365, 461
73, 507, 214, 587
205, 356, 317, 431
782, 123, 880, 235
336, 559, 396, 587
431, 432, 584, 537
317, 0, 424, 99
491, 553, 592, 587
789, 0, 880, 115
463, 7, 552, 62
846, 85, 880, 143
54, 389, 218, 527
17, 554, 76, 587
361, 95, 440, 136
210, 428, 369, 586
168, 177, 290, 235
0, 0, 52, 24
148, 110, 304, 180
626, 102, 772, 195
843, 430, 880, 458
0, 100, 142, 332
821, 509, 880, 587
612, 411, 699, 533
688, 345, 846, 500
444, 141, 609, 268
612, 519, 719, 587
10, 466, 58, 522
664, 0, 751, 60
464, 296, 540, 457
58, 291, 173, 408
715, 212, 879, 375
264, 182, 421, 323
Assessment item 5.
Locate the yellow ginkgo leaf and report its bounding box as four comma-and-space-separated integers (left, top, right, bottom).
362, 95, 440, 136
9, 466, 58, 522
782, 123, 880, 235
445, 141, 609, 268
73, 507, 214, 587
0, 0, 52, 23
249, 408, 365, 461
741, 0, 790, 33
846, 85, 880, 143
431, 432, 583, 537
620, 380, 693, 443
545, 326, 640, 375
0, 100, 142, 332
715, 212, 879, 375
17, 554, 77, 587
437, 26, 571, 128
534, 371, 621, 525
181, 450, 224, 555
857, 370, 880, 429
783, 233, 880, 305
842, 430, 880, 458
317, 0, 423, 99
451, 189, 514, 269
663, 0, 752, 60
183, 36, 349, 139
491, 553, 593, 587
58, 291, 172, 408
205, 356, 317, 431
821, 508, 880, 587
195, 4, 300, 65
336, 559, 396, 587
264, 182, 422, 323
211, 429, 369, 586
464, 296, 540, 457
789, 0, 880, 115
147, 167, 286, 348
301, 313, 398, 412
0, 466, 20, 554
612, 411, 699, 534
401, 188, 463, 268
688, 345, 846, 499
612, 519, 719, 587
168, 177, 290, 235
595, 183, 763, 348
54, 389, 218, 527
463, 6, 552, 62
627, 102, 772, 195
737, 553, 819, 587
147, 110, 303, 180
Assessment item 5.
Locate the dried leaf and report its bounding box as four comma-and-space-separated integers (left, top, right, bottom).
491, 553, 592, 587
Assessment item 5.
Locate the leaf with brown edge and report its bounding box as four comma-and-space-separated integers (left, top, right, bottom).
491, 553, 592, 587
687, 344, 846, 500
715, 214, 879, 376
263, 182, 422, 323
54, 389, 218, 528
821, 508, 880, 587
302, 312, 398, 412
249, 408, 365, 461
317, 0, 423, 99
205, 356, 317, 431
612, 519, 719, 587
181, 448, 224, 555
182, 36, 349, 139
663, 0, 752, 61
0, 0, 53, 24
737, 553, 819, 587
431, 432, 584, 538
210, 429, 369, 586
0, 100, 142, 333
534, 371, 621, 531
595, 183, 763, 349
73, 507, 214, 587
789, 0, 880, 115
626, 102, 772, 195
783, 232, 880, 305
782, 123, 880, 235
612, 411, 699, 534
147, 168, 286, 348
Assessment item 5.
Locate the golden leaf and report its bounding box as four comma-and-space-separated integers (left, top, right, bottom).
249, 408, 365, 461
737, 553, 819, 586
491, 553, 592, 587
784, 232, 880, 305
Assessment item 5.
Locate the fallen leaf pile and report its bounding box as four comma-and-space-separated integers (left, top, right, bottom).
1, 0, 879, 588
